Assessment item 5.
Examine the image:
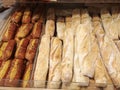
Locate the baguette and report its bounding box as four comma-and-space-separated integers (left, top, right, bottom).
22, 63, 32, 87
22, 8, 31, 24
47, 37, 62, 89
72, 9, 89, 87
45, 8, 55, 37
61, 17, 74, 88
80, 9, 97, 78
32, 21, 42, 39
11, 9, 23, 23
56, 17, 65, 40
2, 40, 16, 60
101, 8, 118, 40
15, 38, 29, 59
4, 59, 23, 87
93, 15, 114, 90
0, 60, 11, 86
100, 35, 120, 88
16, 23, 33, 38
25, 39, 39, 63
2, 22, 17, 41
34, 35, 50, 88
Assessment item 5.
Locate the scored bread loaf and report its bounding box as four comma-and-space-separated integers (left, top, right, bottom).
47, 37, 62, 89
34, 35, 50, 88
45, 8, 55, 37
72, 9, 89, 87
56, 17, 65, 40
61, 17, 74, 88
101, 8, 118, 40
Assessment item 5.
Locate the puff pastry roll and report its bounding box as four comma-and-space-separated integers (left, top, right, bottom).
15, 38, 29, 59
11, 9, 23, 23
47, 37, 62, 89
32, 21, 42, 39
22, 8, 31, 23
4, 59, 23, 87
34, 35, 50, 88
16, 23, 33, 38
22, 63, 33, 87
56, 17, 65, 40
2, 40, 16, 60
2, 22, 17, 41
25, 39, 39, 63
32, 6, 42, 23
0, 60, 11, 86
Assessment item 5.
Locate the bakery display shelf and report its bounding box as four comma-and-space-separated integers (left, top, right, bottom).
1, 2, 120, 90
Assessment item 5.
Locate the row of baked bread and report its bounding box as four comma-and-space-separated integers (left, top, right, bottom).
0, 5, 44, 87
33, 7, 120, 90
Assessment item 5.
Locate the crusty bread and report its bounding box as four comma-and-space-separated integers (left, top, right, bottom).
34, 35, 50, 88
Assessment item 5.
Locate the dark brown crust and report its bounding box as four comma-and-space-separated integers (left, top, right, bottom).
22, 8, 31, 24
32, 21, 42, 39
2, 22, 17, 41
0, 60, 11, 86
2, 40, 16, 60
25, 39, 39, 63
4, 59, 23, 87
15, 38, 29, 59
22, 63, 33, 87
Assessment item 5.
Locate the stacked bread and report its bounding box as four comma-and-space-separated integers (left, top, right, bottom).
0, 5, 44, 87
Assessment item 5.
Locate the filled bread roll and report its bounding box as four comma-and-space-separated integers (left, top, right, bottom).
16, 23, 33, 38
22, 63, 33, 87
2, 22, 17, 41
15, 38, 29, 59
11, 8, 23, 23
47, 37, 62, 89
0, 60, 11, 86
34, 35, 50, 88
2, 40, 16, 60
22, 8, 31, 24
32, 21, 42, 39
25, 39, 39, 63
4, 59, 23, 87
